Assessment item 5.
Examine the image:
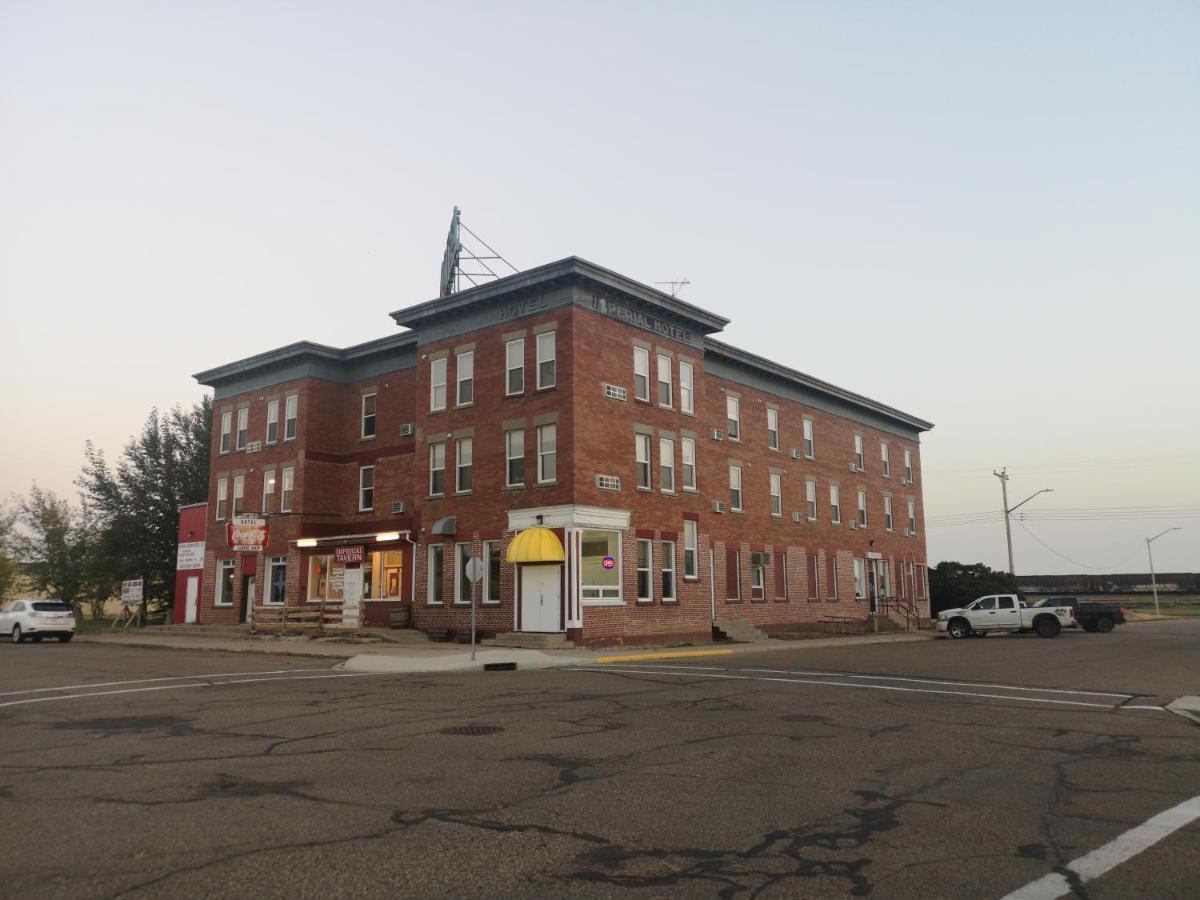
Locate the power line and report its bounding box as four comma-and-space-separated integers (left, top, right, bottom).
1012, 519, 1145, 572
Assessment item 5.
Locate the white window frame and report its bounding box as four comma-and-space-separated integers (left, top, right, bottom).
803, 417, 814, 458
633, 347, 650, 401
727, 396, 740, 441
427, 544, 444, 605
536, 330, 556, 389
830, 484, 841, 524
456, 437, 473, 493
828, 557, 840, 601
536, 423, 556, 483
456, 350, 474, 406
483, 540, 502, 604
636, 539, 653, 602
280, 466, 294, 512
505, 338, 524, 396
580, 529, 622, 602
679, 361, 694, 414
216, 559, 236, 606
857, 489, 868, 527
236, 408, 248, 451
429, 442, 446, 496
908, 499, 917, 534
219, 411, 231, 454
660, 437, 675, 493
683, 519, 698, 579
767, 408, 779, 451
267, 556, 287, 605
266, 399, 279, 444
770, 473, 783, 517
881, 441, 890, 477
215, 477, 227, 521
505, 429, 525, 487
430, 357, 447, 412
661, 540, 676, 602
361, 392, 377, 439
806, 478, 817, 521
854, 559, 867, 599
681, 436, 697, 491
453, 542, 472, 605
854, 434, 865, 470
729, 464, 742, 512
359, 465, 374, 512
884, 496, 894, 531
262, 468, 276, 514
657, 354, 672, 408
635, 433, 651, 489
284, 394, 298, 441
904, 448, 913, 482
232, 474, 245, 516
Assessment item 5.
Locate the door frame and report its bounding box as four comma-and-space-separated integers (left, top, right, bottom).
185, 576, 199, 624
518, 564, 563, 633
241, 574, 256, 624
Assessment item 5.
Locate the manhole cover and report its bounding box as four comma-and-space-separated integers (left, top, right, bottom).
440, 724, 505, 736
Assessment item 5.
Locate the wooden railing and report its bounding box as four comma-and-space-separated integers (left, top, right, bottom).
252, 603, 345, 635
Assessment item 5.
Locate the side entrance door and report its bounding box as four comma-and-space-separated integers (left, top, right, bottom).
520, 565, 561, 633
241, 575, 256, 624
185, 576, 199, 624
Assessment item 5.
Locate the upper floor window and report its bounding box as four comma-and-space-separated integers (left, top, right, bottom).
536, 331, 556, 389
727, 396, 740, 441
657, 354, 672, 407
661, 540, 676, 602
830, 484, 841, 524
456, 437, 473, 492
266, 400, 279, 444
635, 433, 651, 489
806, 478, 817, 521
536, 423, 556, 482
904, 448, 914, 483
660, 437, 675, 493
284, 394, 298, 441
880, 441, 890, 477
232, 474, 244, 516
681, 436, 696, 491
262, 468, 276, 514
907, 499, 917, 534
456, 351, 474, 406
770, 473, 783, 517
280, 466, 294, 512
857, 489, 868, 527
854, 434, 865, 471
235, 408, 248, 451
429, 442, 446, 495
803, 417, 814, 458
219, 411, 232, 454
505, 429, 524, 487
884, 495, 894, 531
683, 519, 698, 579
359, 465, 374, 511
633, 347, 650, 401
679, 361, 694, 414
215, 477, 227, 520
729, 464, 742, 511
361, 393, 377, 439
506, 339, 524, 395
767, 408, 779, 451
427, 544, 444, 604
430, 358, 447, 411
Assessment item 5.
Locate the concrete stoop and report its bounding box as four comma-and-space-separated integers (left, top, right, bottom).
487, 632, 576, 650
712, 617, 770, 642
866, 614, 906, 633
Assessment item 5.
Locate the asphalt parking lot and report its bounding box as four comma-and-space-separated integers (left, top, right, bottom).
1, 620, 1197, 899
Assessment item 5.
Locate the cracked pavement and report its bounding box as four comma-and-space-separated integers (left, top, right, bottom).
1, 620, 1197, 898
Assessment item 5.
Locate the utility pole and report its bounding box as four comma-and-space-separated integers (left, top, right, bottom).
993, 467, 1053, 576
1146, 527, 1182, 617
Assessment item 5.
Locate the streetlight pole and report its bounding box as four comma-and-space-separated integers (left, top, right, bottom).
993, 468, 1053, 576
1145, 527, 1182, 616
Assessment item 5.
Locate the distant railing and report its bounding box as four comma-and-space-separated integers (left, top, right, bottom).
878, 595, 919, 630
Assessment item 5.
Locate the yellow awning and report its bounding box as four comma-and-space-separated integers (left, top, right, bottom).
506, 527, 565, 564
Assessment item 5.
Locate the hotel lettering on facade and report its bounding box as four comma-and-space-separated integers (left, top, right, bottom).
192, 258, 933, 645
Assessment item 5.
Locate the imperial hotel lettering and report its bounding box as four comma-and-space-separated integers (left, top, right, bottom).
590, 296, 693, 344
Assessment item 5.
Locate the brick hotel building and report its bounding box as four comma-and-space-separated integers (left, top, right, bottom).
191, 257, 933, 645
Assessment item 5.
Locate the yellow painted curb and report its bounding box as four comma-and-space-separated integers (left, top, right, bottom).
594, 648, 735, 664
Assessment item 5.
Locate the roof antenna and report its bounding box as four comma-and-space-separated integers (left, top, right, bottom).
439, 206, 519, 297
654, 278, 690, 298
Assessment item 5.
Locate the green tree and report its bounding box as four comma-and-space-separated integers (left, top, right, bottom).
0, 502, 19, 600
77, 398, 213, 614
10, 486, 92, 611
928, 561, 1020, 614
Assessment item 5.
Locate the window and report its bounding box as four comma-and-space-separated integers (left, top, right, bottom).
916, 564, 926, 599
803, 418, 814, 458
506, 339, 524, 395
456, 351, 474, 406
236, 408, 248, 451
908, 499, 917, 534
362, 393, 377, 439
662, 540, 676, 601
456, 437, 473, 492
830, 484, 841, 524
506, 430, 525, 486
427, 544, 444, 604
537, 423, 556, 482
581, 530, 621, 601
284, 394, 298, 441
660, 437, 675, 492
679, 361, 694, 414
827, 556, 839, 600
217, 560, 235, 605
633, 347, 650, 401
774, 551, 787, 599
359, 465, 374, 511
854, 434, 865, 470
879, 560, 891, 599
683, 520, 698, 579
232, 475, 245, 516
657, 354, 672, 407
727, 396, 740, 440
262, 469, 276, 514
307, 554, 345, 603
266, 400, 279, 444
429, 443, 446, 495
751, 553, 766, 595
536, 330, 556, 388
430, 358, 447, 411
280, 467, 294, 512
483, 541, 501, 604
454, 542, 472, 604
635, 433, 651, 489
854, 559, 867, 599
363, 550, 404, 599
857, 490, 868, 527
219, 411, 232, 454
806, 478, 817, 521
884, 496, 894, 531
215, 477, 227, 521
268, 556, 287, 604
767, 408, 779, 450
636, 539, 653, 602
729, 465, 742, 511
881, 442, 890, 477
904, 448, 913, 483
770, 473, 783, 517
807, 553, 819, 599
681, 437, 697, 490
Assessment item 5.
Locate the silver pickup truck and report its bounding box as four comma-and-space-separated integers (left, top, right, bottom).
936, 594, 1075, 639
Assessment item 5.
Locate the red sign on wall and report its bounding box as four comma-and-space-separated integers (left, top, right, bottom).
335, 545, 365, 564
227, 516, 269, 552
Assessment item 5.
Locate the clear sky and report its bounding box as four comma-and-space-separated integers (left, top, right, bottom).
2, 1, 1197, 574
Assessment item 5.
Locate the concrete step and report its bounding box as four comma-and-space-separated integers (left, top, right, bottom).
867, 613, 905, 633
712, 617, 769, 642
487, 632, 575, 650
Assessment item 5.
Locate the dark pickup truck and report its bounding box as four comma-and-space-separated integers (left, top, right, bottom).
1032, 597, 1126, 633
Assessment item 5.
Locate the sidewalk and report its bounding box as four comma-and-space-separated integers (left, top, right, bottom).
76, 629, 933, 674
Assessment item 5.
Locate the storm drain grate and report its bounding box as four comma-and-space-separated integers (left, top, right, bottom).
440, 724, 505, 736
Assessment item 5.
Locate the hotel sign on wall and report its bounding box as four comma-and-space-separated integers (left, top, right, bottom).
588, 295, 693, 344
227, 515, 269, 552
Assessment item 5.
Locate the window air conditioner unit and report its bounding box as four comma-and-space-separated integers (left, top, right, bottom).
790, 448, 801, 459
904, 528, 914, 537
792, 512, 803, 524
849, 462, 860, 473
751, 551, 773, 566
901, 477, 911, 485
603, 383, 627, 401
245, 440, 262, 453
399, 423, 415, 437
712, 429, 724, 441
391, 500, 406, 515
849, 521, 858, 530
712, 500, 726, 514
596, 474, 621, 491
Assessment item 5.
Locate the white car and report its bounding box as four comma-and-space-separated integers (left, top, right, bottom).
0, 599, 77, 643
936, 594, 1074, 639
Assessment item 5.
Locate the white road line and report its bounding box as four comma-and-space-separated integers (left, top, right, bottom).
1002, 794, 1200, 900
0, 668, 332, 697
737, 667, 1133, 699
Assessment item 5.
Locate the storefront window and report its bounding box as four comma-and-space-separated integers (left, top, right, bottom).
581, 530, 621, 601
362, 550, 404, 599
307, 554, 345, 603
269, 557, 287, 604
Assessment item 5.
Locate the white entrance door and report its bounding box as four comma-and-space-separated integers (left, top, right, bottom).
243, 577, 256, 624
520, 565, 561, 633
185, 576, 199, 624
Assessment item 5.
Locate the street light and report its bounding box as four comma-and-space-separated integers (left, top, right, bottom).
1145, 527, 1182, 616
993, 468, 1053, 575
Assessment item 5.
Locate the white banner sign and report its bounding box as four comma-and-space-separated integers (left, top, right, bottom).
176, 541, 206, 570
121, 579, 144, 605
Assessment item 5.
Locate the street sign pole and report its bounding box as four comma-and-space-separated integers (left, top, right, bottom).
463, 557, 486, 661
